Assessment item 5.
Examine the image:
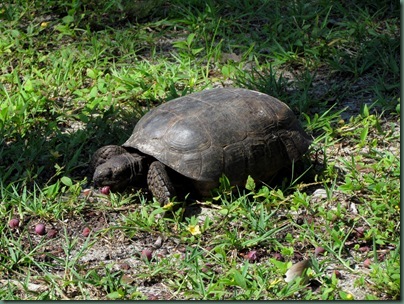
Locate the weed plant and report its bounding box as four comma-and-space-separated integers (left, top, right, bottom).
0, 0, 400, 300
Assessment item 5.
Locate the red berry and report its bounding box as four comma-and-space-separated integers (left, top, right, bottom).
82, 188, 92, 197
272, 252, 283, 261
9, 218, 19, 229
355, 227, 365, 238
120, 263, 131, 270
358, 246, 370, 253
378, 253, 386, 262
82, 227, 91, 237
333, 270, 342, 279
35, 223, 46, 236
47, 229, 58, 238
363, 258, 372, 268
245, 250, 258, 262
315, 246, 326, 256
141, 249, 153, 261
101, 186, 110, 195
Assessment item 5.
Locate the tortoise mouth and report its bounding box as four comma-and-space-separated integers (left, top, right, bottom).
93, 178, 129, 192
93, 167, 129, 189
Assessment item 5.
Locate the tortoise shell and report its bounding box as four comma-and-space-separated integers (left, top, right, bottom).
123, 88, 311, 193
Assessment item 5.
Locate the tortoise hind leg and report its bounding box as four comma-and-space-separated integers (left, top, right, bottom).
147, 161, 176, 205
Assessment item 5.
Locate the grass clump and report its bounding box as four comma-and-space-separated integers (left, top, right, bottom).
0, 0, 400, 300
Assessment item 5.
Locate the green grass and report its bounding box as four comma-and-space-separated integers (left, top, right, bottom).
0, 0, 400, 300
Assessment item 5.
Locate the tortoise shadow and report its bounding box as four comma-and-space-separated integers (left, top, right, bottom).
0, 105, 140, 189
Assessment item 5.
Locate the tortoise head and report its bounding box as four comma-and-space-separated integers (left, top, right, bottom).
93, 153, 145, 191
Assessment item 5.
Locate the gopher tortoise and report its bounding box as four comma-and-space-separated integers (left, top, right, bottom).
91, 88, 312, 203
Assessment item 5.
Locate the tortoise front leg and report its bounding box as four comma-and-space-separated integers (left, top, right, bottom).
147, 161, 176, 205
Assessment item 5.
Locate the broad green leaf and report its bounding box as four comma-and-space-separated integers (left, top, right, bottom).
245, 176, 256, 191
61, 176, 73, 187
